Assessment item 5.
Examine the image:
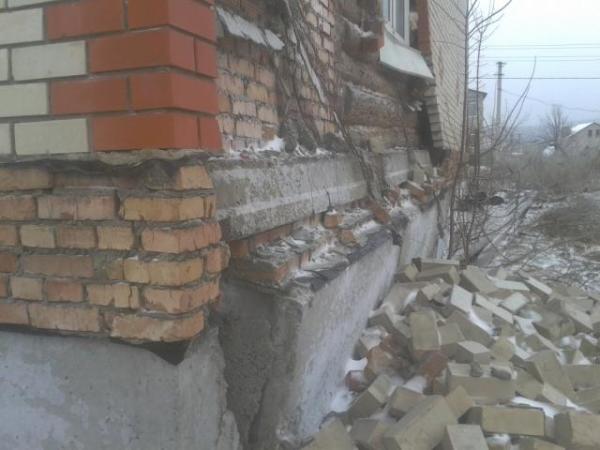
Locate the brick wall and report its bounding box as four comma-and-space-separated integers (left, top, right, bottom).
0, 0, 221, 156
0, 0, 229, 342
215, 0, 338, 152
0, 159, 228, 342
419, 0, 467, 153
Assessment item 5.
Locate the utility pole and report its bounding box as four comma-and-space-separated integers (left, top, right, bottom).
494, 61, 506, 130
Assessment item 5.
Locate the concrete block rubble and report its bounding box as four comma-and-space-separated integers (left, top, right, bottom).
302, 259, 600, 449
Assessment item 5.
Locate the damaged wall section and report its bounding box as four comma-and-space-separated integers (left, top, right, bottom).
0, 157, 227, 342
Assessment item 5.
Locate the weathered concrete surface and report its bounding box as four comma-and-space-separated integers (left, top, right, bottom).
0, 328, 240, 450
209, 155, 368, 241
398, 195, 449, 264
209, 152, 423, 242
220, 238, 401, 450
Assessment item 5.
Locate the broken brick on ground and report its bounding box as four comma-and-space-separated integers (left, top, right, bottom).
301, 261, 600, 449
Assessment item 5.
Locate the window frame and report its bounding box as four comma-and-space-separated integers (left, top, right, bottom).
382, 0, 410, 46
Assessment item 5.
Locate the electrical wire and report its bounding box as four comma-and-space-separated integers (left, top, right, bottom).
501, 89, 600, 114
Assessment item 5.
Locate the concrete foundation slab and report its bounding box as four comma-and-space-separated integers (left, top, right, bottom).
220, 238, 401, 450
0, 328, 240, 450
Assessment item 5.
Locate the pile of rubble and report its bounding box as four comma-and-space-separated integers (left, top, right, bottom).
302, 259, 600, 449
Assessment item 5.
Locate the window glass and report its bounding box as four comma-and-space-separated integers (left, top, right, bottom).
383, 0, 392, 22
395, 0, 406, 37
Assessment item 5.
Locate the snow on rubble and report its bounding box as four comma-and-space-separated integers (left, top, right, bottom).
300, 258, 600, 449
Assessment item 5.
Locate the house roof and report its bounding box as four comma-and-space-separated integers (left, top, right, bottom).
468, 89, 488, 98
571, 122, 599, 135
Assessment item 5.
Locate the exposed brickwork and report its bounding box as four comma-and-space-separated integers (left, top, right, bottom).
0, 0, 221, 156
0, 160, 226, 342
215, 0, 338, 152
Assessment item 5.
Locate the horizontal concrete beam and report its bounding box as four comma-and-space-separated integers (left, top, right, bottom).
209, 155, 367, 240
210, 151, 429, 241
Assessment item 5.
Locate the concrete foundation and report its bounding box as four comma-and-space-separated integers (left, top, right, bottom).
0, 328, 240, 450
221, 237, 400, 450
399, 196, 449, 264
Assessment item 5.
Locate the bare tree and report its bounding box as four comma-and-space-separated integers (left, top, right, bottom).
539, 105, 570, 156
446, 0, 537, 262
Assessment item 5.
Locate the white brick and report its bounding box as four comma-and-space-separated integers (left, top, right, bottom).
15, 119, 89, 155
0, 83, 48, 118
0, 49, 8, 81
0, 9, 43, 46
7, 0, 58, 6
0, 124, 11, 155
12, 41, 86, 81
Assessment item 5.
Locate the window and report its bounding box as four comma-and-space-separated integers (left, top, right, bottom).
383, 0, 409, 43
596, 129, 600, 137
378, 0, 433, 79
589, 130, 593, 138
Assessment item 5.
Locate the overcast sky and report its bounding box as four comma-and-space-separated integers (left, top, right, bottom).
476, 0, 600, 127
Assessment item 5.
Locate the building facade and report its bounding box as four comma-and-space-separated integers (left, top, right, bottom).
566, 122, 600, 155
0, 0, 467, 448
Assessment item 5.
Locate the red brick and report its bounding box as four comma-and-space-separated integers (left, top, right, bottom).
143, 281, 219, 313
20, 225, 56, 248
22, 255, 94, 278
0, 302, 29, 325
0, 225, 18, 247
87, 283, 140, 309
37, 194, 117, 220
173, 165, 213, 190
205, 245, 229, 274
323, 211, 341, 229
56, 225, 96, 249
123, 258, 204, 286
417, 351, 449, 382
368, 201, 391, 224
46, 0, 124, 39
195, 39, 218, 77
130, 72, 218, 114
0, 196, 36, 220
46, 279, 84, 303
0, 167, 52, 191
204, 195, 216, 218
89, 29, 195, 73
110, 310, 204, 342
93, 113, 199, 151
198, 116, 222, 152
229, 240, 250, 259
120, 196, 206, 221
29, 304, 100, 332
97, 226, 134, 250
104, 259, 125, 281
232, 257, 298, 284
11, 277, 43, 301
51, 78, 128, 115
250, 224, 293, 249
128, 0, 216, 42
0, 252, 17, 273
141, 222, 221, 253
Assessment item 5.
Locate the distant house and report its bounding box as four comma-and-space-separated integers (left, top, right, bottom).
467, 89, 488, 163
565, 122, 600, 154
